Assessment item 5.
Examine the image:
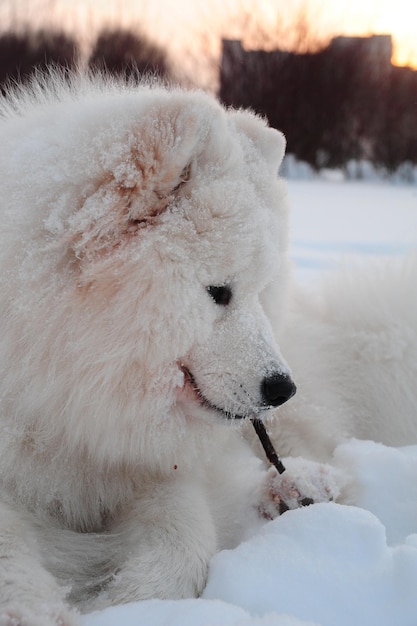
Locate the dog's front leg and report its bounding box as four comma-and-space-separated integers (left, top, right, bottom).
0, 501, 79, 626
104, 477, 217, 604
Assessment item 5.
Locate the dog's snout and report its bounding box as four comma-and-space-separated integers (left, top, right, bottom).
261, 372, 296, 408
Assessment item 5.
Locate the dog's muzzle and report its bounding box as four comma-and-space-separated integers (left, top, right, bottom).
179, 364, 296, 420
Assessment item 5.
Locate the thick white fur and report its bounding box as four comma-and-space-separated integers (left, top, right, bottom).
269, 254, 417, 460
0, 75, 415, 625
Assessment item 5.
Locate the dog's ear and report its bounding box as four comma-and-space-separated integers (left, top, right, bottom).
232, 110, 286, 174
68, 109, 197, 265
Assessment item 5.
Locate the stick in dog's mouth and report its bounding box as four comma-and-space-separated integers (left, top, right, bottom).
180, 363, 290, 473
251, 418, 286, 474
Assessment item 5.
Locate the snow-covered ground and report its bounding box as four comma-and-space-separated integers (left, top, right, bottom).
82, 178, 417, 626
288, 178, 417, 283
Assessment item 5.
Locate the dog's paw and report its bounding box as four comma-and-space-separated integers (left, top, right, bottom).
259, 457, 344, 519
0, 606, 79, 626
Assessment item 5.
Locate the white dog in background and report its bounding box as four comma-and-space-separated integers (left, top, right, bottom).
0, 75, 415, 626
270, 253, 417, 462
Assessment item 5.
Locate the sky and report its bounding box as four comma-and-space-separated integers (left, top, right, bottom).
0, 0, 416, 85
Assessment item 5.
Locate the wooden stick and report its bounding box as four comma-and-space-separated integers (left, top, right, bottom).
251, 418, 286, 474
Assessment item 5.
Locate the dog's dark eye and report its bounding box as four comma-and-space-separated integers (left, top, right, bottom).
207, 285, 233, 306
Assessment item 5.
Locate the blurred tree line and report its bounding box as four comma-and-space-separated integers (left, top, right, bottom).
220, 36, 417, 172
0, 26, 169, 89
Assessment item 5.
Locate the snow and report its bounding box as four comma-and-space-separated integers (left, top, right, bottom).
81, 176, 417, 626
204, 499, 417, 626
288, 178, 417, 282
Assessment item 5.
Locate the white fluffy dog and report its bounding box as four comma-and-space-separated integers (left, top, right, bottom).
272, 254, 417, 461
0, 76, 339, 625
0, 75, 415, 626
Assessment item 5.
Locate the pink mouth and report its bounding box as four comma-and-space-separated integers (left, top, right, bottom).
177, 363, 247, 420
178, 364, 205, 405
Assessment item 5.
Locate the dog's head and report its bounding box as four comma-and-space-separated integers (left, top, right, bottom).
6, 79, 294, 466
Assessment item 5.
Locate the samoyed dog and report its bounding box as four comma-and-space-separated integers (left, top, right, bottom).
0, 75, 416, 625
0, 76, 340, 625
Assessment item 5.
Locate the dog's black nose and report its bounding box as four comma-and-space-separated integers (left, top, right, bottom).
261, 373, 296, 407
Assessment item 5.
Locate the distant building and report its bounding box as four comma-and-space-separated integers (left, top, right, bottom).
329, 35, 392, 80
219, 35, 417, 169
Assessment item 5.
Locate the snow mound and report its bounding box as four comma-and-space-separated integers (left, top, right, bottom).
334, 440, 417, 544
204, 502, 417, 626
82, 597, 316, 626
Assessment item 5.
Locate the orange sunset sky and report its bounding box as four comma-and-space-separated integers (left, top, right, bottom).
1, 0, 416, 86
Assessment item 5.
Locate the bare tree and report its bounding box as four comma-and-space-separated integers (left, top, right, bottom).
0, 29, 79, 89
88, 28, 169, 81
